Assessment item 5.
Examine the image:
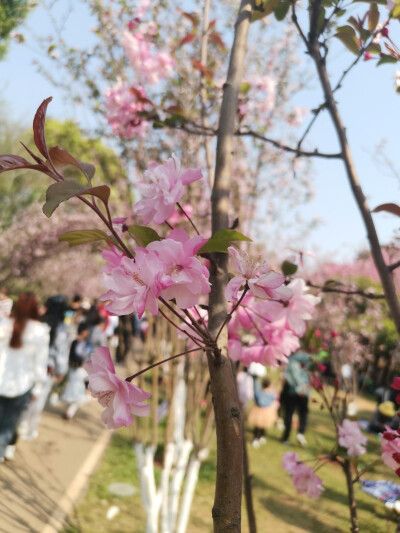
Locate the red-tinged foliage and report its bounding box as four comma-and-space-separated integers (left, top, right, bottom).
33, 96, 52, 159
192, 59, 213, 79
209, 33, 225, 50
178, 33, 196, 48
182, 11, 199, 27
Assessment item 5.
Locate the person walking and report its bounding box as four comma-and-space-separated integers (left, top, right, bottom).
0, 293, 49, 461
248, 377, 279, 448
61, 322, 90, 419
280, 350, 311, 446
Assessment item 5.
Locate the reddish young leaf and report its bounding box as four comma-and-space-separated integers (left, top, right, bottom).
48, 146, 96, 182
209, 19, 217, 29
373, 203, 400, 217
182, 11, 199, 26
192, 59, 213, 78
33, 97, 53, 159
20, 142, 43, 164
209, 32, 226, 50
0, 154, 52, 176
129, 87, 154, 106
178, 33, 196, 48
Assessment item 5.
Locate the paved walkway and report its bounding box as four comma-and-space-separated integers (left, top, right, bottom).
0, 400, 109, 533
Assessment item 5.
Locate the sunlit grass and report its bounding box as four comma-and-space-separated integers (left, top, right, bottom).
63, 397, 400, 532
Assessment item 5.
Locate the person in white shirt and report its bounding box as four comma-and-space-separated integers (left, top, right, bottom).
0, 287, 13, 319
0, 293, 49, 461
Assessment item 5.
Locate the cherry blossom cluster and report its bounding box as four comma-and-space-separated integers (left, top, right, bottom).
103, 1, 175, 138
121, 30, 175, 86
104, 82, 151, 139
282, 452, 324, 499
338, 419, 367, 457
79, 151, 320, 427
381, 427, 400, 476
84, 347, 151, 429
135, 154, 203, 224
101, 228, 210, 318
228, 274, 320, 367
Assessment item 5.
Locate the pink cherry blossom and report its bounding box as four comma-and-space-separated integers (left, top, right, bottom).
147, 229, 210, 308
291, 463, 324, 499
338, 419, 367, 457
84, 347, 151, 429
228, 338, 243, 361
382, 427, 400, 475
134, 154, 203, 225
112, 217, 127, 238
104, 81, 151, 139
101, 247, 173, 318
225, 247, 291, 301
259, 278, 320, 335
282, 452, 323, 499
101, 244, 125, 275
121, 31, 175, 85
241, 321, 300, 367
282, 451, 300, 474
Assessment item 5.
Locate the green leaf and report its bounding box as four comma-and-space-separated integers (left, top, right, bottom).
251, 0, 280, 21
281, 260, 298, 276
127, 225, 161, 247
366, 42, 381, 54
393, 3, 400, 16
43, 180, 110, 217
359, 28, 371, 41
353, 0, 387, 4
198, 229, 251, 254
336, 24, 357, 35
59, 229, 116, 247
368, 3, 379, 31
376, 55, 397, 66
240, 82, 251, 94
334, 27, 360, 55
274, 0, 290, 20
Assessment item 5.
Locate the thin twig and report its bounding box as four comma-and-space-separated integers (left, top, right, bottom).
125, 347, 203, 382
177, 202, 201, 235
214, 286, 249, 343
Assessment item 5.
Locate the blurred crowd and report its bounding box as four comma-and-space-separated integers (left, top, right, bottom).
0, 288, 126, 463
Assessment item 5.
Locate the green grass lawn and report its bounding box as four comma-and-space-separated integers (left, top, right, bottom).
63, 397, 400, 533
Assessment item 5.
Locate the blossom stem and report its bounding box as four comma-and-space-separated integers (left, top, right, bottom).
75, 193, 134, 258
159, 298, 208, 341
125, 347, 204, 382
158, 308, 204, 348
182, 308, 212, 341
177, 202, 200, 235
165, 221, 174, 230
214, 286, 249, 343
243, 308, 268, 344
192, 305, 212, 339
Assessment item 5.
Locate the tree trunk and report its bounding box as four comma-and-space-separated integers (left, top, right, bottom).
242, 419, 257, 533
207, 1, 253, 531
309, 41, 400, 335
343, 459, 359, 533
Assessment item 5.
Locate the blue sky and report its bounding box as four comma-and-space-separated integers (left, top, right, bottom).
1, 1, 399, 264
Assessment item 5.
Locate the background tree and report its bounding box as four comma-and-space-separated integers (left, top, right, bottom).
0, 0, 32, 59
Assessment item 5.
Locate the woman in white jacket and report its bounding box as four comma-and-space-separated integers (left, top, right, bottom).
0, 292, 49, 461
